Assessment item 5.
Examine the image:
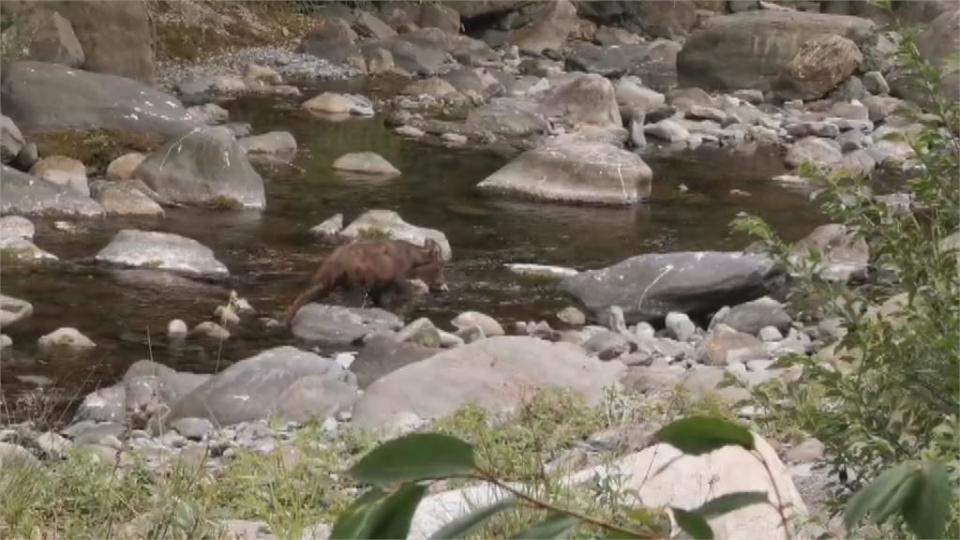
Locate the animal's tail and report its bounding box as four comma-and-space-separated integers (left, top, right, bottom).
284, 279, 332, 325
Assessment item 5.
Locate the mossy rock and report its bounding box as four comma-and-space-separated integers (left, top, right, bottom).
31, 129, 165, 173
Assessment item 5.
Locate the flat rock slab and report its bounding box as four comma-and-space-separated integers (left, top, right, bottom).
560, 251, 783, 323
95, 229, 229, 279
352, 336, 626, 431
290, 304, 404, 347
166, 346, 357, 426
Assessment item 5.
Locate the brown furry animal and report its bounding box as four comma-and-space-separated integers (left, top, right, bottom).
284, 238, 447, 323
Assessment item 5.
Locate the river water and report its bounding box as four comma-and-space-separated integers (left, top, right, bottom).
0, 84, 825, 417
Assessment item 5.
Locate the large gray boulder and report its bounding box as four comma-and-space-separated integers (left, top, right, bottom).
560, 251, 783, 323
510, 0, 579, 54
352, 336, 626, 431
1, 7, 85, 67
477, 142, 652, 205
0, 165, 103, 217
134, 127, 266, 209
777, 35, 863, 100
352, 333, 440, 388
290, 304, 404, 347
95, 229, 229, 279
677, 11, 874, 93
567, 41, 680, 90
465, 98, 550, 138
0, 62, 197, 137
166, 346, 358, 426
43, 0, 156, 82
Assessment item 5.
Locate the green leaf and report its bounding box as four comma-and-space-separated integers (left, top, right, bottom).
331, 488, 389, 539
902, 461, 952, 539
349, 433, 477, 486
844, 461, 920, 532
429, 497, 516, 539
654, 417, 755, 455
695, 491, 769, 518
366, 482, 429, 539
331, 483, 429, 539
512, 512, 580, 539
673, 509, 714, 540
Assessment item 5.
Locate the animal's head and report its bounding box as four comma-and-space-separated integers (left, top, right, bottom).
413, 239, 448, 292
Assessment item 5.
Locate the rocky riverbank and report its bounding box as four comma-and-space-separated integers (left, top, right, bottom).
1, 0, 956, 538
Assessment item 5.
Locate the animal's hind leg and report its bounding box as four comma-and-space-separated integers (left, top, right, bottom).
284, 281, 329, 324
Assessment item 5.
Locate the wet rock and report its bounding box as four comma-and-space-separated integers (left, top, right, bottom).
290, 304, 403, 347
465, 98, 549, 138
105, 152, 146, 181
245, 63, 282, 86
310, 214, 344, 239
167, 319, 188, 340
191, 321, 230, 341
187, 103, 230, 125
451, 311, 504, 337
95, 230, 229, 279
719, 296, 792, 335
0, 216, 35, 241
560, 251, 782, 323
644, 119, 690, 143
167, 346, 356, 426
332, 152, 401, 176
477, 142, 652, 205
0, 234, 58, 263
91, 181, 165, 217
1, 165, 103, 217
678, 11, 874, 93
506, 263, 579, 279
134, 127, 265, 209
396, 317, 442, 348
238, 131, 297, 164
785, 136, 842, 170
557, 306, 586, 326
0, 294, 33, 328
700, 324, 768, 366
665, 312, 697, 342
1, 61, 197, 138
0, 116, 25, 164
544, 74, 622, 130
301, 92, 374, 116
401, 77, 459, 98
37, 327, 96, 358
510, 0, 578, 54
791, 223, 869, 281
340, 210, 452, 260
353, 336, 625, 431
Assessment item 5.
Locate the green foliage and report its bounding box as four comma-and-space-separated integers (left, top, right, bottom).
653, 417, 754, 455
348, 433, 477, 485
732, 29, 960, 539
332, 417, 775, 540
357, 227, 394, 240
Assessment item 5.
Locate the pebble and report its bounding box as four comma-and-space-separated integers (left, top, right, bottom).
167, 319, 188, 340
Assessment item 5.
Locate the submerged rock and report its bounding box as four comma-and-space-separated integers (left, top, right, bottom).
332, 152, 401, 176
37, 327, 96, 358
95, 229, 229, 279
1, 165, 103, 217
